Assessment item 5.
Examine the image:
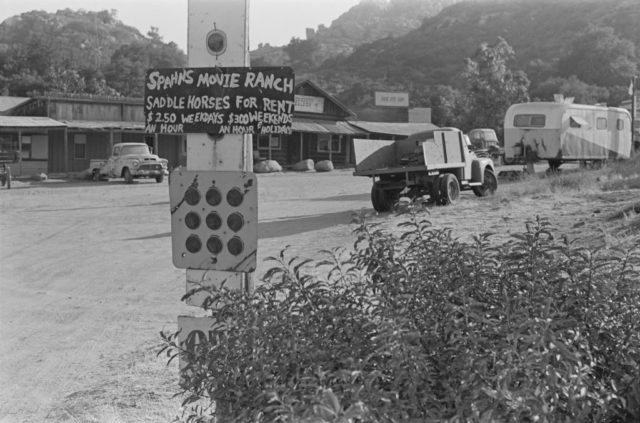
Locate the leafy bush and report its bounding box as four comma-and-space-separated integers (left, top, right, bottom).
161, 212, 640, 423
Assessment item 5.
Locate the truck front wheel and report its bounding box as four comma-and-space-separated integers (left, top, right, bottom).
371, 183, 399, 212
473, 169, 498, 197
123, 168, 133, 184
155, 174, 164, 183
438, 174, 459, 205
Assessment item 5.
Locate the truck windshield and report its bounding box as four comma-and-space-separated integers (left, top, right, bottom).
120, 145, 150, 155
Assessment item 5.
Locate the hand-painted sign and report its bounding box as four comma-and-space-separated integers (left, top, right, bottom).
144, 67, 294, 135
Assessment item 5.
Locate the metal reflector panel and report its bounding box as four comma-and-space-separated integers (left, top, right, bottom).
169, 169, 257, 271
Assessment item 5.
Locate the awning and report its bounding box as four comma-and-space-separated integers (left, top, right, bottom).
569, 116, 589, 127
292, 118, 330, 133
0, 116, 67, 129
292, 118, 365, 135
60, 120, 145, 131
348, 121, 439, 137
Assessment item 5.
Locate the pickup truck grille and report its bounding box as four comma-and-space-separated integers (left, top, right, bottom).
139, 163, 163, 171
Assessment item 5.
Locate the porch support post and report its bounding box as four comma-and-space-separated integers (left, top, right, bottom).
18, 129, 22, 175
64, 128, 69, 173
299, 132, 303, 161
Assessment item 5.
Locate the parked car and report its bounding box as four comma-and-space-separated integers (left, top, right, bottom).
467, 128, 504, 164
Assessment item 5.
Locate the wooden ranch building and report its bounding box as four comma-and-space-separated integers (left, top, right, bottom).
0, 80, 435, 177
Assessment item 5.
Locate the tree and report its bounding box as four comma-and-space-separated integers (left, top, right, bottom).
105, 38, 185, 97
423, 85, 464, 128
461, 37, 530, 134
531, 76, 609, 104
284, 37, 321, 71
556, 25, 637, 87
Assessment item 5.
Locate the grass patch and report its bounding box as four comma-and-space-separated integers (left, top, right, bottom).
49, 346, 180, 423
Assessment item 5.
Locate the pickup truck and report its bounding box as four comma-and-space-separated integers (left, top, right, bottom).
353, 128, 497, 211
91, 142, 168, 183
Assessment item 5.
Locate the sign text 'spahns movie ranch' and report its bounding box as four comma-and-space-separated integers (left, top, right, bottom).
144, 67, 294, 135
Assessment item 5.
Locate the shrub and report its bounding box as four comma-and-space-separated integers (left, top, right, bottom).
161, 211, 640, 423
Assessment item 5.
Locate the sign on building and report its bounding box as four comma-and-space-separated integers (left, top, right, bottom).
144, 67, 294, 135
375, 91, 409, 108
294, 95, 325, 113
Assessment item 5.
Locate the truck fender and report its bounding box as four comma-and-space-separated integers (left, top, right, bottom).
471, 160, 483, 183
471, 159, 494, 183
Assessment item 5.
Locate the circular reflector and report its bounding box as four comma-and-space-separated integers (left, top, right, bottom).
206, 30, 227, 55
184, 187, 201, 206
207, 236, 223, 254
227, 236, 244, 256
206, 187, 222, 206
227, 212, 244, 232
227, 188, 243, 207
206, 212, 222, 230
184, 211, 201, 230
185, 234, 202, 253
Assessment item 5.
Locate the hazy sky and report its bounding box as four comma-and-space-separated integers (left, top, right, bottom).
0, 0, 363, 50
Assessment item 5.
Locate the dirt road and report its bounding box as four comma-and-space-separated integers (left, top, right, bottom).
0, 168, 637, 422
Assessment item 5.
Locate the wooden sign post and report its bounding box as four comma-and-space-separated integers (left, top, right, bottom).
142, 0, 295, 371
172, 0, 254, 368
185, 0, 252, 301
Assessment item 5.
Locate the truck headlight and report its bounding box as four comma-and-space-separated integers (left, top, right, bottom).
132, 160, 140, 169
161, 160, 168, 169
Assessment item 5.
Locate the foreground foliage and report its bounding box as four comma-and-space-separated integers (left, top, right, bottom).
162, 214, 640, 422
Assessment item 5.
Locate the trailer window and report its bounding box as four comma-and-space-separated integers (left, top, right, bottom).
514, 114, 546, 127
569, 116, 589, 128
596, 117, 607, 130
616, 119, 625, 130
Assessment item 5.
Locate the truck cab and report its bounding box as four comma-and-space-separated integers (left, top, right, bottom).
95, 142, 168, 183
467, 128, 504, 162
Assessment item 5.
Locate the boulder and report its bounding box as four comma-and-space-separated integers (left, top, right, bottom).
315, 160, 334, 172
254, 160, 282, 173
292, 159, 314, 171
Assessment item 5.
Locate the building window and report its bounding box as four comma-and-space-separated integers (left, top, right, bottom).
616, 119, 625, 131
596, 117, 607, 130
514, 114, 546, 127
74, 134, 87, 159
20, 135, 31, 159
257, 135, 281, 150
317, 134, 341, 153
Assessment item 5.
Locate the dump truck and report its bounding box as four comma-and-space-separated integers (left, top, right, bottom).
504, 102, 633, 171
353, 128, 497, 212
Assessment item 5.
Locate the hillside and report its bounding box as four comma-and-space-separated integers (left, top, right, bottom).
0, 9, 185, 97
312, 0, 640, 102
251, 0, 461, 67
1, 0, 638, 113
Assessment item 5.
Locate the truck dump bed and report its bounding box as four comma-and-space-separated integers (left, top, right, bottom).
353, 129, 467, 176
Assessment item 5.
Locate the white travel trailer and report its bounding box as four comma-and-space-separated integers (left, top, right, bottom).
504, 102, 632, 170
